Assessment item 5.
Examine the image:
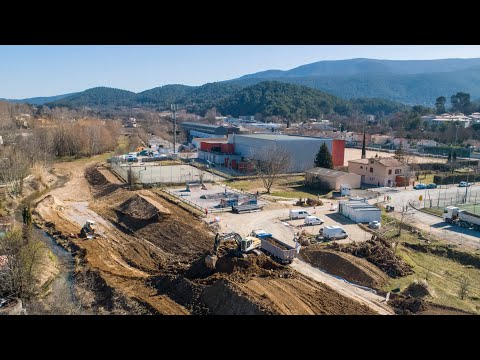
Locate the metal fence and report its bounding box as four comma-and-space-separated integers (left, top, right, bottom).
418, 187, 480, 212
163, 188, 230, 214
110, 161, 221, 184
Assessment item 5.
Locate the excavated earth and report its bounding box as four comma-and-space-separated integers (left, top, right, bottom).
32, 164, 379, 315
301, 246, 388, 289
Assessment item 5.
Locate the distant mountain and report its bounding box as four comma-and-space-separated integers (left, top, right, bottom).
238, 58, 480, 79
216, 81, 406, 118
47, 81, 406, 119
7, 57, 480, 108
51, 87, 137, 107
233, 58, 480, 105
0, 92, 79, 105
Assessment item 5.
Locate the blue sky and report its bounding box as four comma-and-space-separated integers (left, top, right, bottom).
2, 45, 480, 99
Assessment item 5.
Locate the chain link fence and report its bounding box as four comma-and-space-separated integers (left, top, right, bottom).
418, 187, 480, 214
110, 160, 222, 185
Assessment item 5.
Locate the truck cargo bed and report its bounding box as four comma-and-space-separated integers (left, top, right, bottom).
260, 237, 300, 263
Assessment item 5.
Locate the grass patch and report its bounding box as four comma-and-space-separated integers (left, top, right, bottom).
228, 176, 330, 199
422, 207, 444, 217
380, 229, 480, 313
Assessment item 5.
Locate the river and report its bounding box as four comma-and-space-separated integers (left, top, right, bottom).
24, 227, 88, 314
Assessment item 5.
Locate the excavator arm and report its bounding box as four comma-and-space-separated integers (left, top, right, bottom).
212, 232, 242, 256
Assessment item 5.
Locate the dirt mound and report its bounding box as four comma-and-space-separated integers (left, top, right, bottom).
329, 236, 413, 278
301, 246, 388, 289
403, 280, 435, 298
389, 294, 427, 315
117, 194, 170, 220
199, 279, 269, 315
85, 166, 121, 197
34, 195, 65, 219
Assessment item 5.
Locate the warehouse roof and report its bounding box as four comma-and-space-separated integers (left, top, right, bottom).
340, 200, 381, 211
235, 134, 330, 141
306, 167, 355, 178
181, 122, 227, 129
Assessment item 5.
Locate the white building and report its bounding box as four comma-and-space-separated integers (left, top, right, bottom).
428, 113, 472, 128
338, 199, 381, 223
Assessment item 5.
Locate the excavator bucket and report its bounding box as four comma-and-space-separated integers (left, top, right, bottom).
205, 254, 217, 269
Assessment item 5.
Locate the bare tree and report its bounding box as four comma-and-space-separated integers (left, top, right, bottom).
0, 147, 30, 197
396, 204, 413, 236
458, 274, 471, 300
0, 225, 46, 299
247, 146, 291, 193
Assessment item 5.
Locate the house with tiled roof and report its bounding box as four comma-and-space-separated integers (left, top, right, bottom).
348, 156, 412, 187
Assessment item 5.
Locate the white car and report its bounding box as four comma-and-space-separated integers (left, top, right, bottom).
304, 216, 324, 226
368, 221, 381, 229
458, 181, 473, 187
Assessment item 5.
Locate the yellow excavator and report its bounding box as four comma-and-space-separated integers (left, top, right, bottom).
205, 232, 261, 269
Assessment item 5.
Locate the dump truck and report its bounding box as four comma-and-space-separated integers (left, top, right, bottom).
250, 229, 301, 264
443, 206, 480, 230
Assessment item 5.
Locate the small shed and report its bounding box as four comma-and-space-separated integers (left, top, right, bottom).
338, 199, 381, 223
305, 167, 361, 191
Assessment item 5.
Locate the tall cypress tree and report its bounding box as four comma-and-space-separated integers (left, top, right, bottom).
361, 130, 366, 159
314, 143, 334, 169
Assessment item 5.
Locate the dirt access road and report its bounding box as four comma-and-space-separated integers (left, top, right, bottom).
34, 158, 189, 314
290, 259, 392, 315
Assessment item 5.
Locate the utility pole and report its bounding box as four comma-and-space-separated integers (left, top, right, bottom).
465, 149, 471, 202
171, 104, 178, 154
455, 124, 459, 148
361, 124, 366, 160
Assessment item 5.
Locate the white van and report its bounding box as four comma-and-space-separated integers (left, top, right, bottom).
304, 216, 324, 226
289, 209, 311, 220
319, 225, 348, 240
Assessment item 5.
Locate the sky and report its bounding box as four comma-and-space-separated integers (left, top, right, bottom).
2, 45, 480, 99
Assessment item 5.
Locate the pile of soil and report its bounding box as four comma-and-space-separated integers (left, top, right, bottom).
389, 294, 427, 315
265, 237, 289, 250
115, 194, 171, 230
301, 246, 388, 289
403, 280, 435, 298
85, 166, 121, 198
158, 253, 376, 315
329, 236, 413, 278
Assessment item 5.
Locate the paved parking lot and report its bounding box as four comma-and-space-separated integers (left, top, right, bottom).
168, 183, 265, 210
207, 201, 370, 246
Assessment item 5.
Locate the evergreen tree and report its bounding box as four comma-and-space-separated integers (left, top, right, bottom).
435, 96, 446, 115
361, 131, 366, 159
314, 143, 334, 169
453, 150, 457, 163
447, 151, 452, 163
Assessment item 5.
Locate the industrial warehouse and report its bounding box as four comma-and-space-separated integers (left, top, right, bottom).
197, 133, 345, 172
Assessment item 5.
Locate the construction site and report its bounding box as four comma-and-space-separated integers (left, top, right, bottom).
25, 157, 478, 315
25, 158, 388, 314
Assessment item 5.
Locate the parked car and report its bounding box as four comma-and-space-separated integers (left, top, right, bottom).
319, 226, 348, 240
304, 216, 324, 226
289, 209, 311, 220
426, 183, 437, 189
368, 220, 381, 229
458, 181, 473, 187
413, 183, 426, 190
